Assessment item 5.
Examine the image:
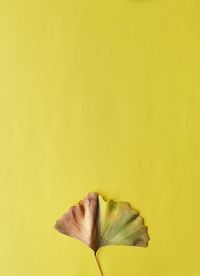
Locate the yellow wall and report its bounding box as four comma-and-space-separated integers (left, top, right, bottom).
1, 1, 200, 275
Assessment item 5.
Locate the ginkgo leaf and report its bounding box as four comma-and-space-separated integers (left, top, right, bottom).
55, 192, 149, 253
55, 193, 149, 275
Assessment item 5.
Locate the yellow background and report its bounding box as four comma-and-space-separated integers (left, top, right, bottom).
0, 0, 200, 275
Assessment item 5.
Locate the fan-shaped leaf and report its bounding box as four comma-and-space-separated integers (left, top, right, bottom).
55, 192, 149, 253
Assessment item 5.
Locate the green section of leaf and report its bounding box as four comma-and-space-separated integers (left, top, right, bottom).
97, 195, 149, 249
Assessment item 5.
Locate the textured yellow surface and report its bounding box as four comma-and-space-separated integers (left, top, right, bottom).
0, 0, 200, 275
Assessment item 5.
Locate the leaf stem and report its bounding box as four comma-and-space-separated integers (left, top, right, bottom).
94, 252, 103, 276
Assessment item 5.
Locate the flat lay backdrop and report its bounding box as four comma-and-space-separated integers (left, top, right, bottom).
0, 0, 200, 275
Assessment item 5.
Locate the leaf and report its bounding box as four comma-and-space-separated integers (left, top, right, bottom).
55, 192, 149, 253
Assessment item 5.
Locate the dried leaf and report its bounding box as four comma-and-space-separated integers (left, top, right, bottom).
55, 192, 149, 253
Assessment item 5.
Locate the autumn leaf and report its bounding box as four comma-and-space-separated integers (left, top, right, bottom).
55, 192, 149, 275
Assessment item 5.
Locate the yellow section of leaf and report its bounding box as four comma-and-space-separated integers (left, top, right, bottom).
97, 195, 149, 249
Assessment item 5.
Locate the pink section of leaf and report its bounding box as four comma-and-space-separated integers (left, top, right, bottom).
55, 192, 98, 251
